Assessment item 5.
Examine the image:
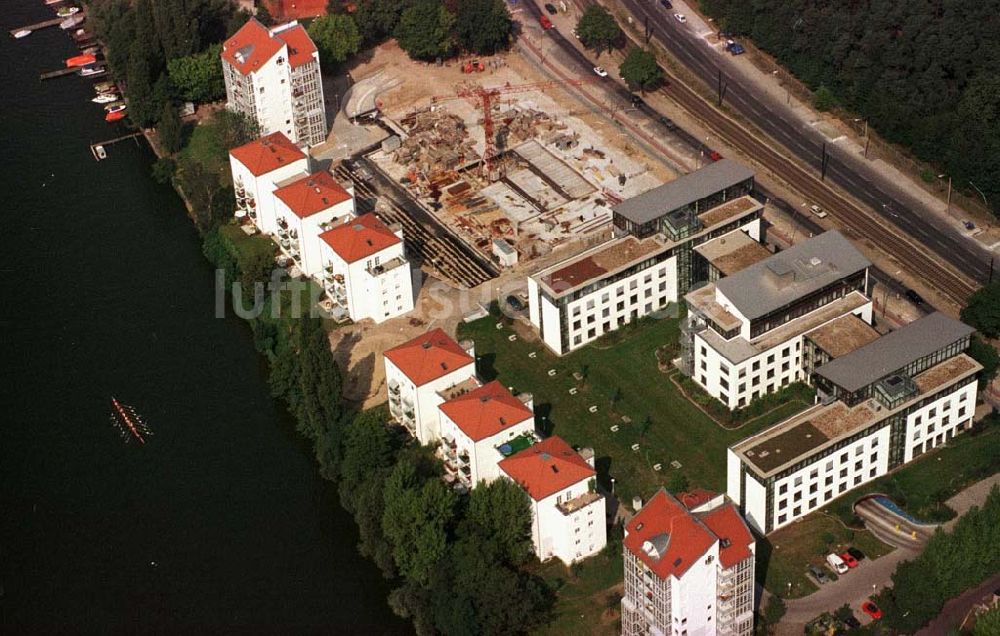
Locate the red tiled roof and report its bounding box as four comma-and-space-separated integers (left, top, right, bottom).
439, 380, 533, 442
498, 436, 594, 501
221, 18, 285, 76
273, 23, 317, 68
319, 213, 400, 264
229, 132, 306, 177
699, 504, 754, 570
624, 490, 717, 580
384, 328, 474, 386
273, 171, 352, 219
677, 488, 717, 511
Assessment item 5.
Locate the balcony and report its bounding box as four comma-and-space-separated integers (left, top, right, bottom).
367, 256, 408, 277
276, 217, 286, 229
388, 380, 400, 395
557, 490, 603, 515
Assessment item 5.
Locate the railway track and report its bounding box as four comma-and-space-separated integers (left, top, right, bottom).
656, 76, 979, 306
334, 163, 498, 289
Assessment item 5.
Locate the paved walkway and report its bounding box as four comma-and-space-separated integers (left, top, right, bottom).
776, 472, 1000, 633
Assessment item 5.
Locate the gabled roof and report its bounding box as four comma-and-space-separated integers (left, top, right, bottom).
221, 18, 285, 75
272, 23, 318, 68
498, 436, 594, 501
439, 380, 533, 442
624, 490, 717, 580
698, 504, 754, 570
319, 213, 401, 263
384, 328, 474, 386
229, 132, 306, 177
273, 171, 352, 219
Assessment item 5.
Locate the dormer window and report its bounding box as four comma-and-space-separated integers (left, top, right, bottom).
277, 56, 285, 64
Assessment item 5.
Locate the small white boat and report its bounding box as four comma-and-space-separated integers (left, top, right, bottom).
105, 103, 127, 114
45, 0, 63, 5
95, 145, 107, 160
60, 15, 84, 30
14, 29, 32, 39
57, 7, 80, 17
92, 93, 118, 104
78, 65, 105, 77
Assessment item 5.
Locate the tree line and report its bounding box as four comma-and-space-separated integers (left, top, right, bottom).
201, 225, 555, 634
700, 0, 1000, 214
875, 485, 1000, 632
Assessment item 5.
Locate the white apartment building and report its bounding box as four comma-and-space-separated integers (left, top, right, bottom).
272, 170, 355, 276
437, 380, 536, 490
230, 132, 309, 235
383, 328, 477, 443
621, 489, 756, 636
683, 231, 874, 410
528, 160, 762, 356
318, 213, 415, 323
728, 312, 980, 534
498, 435, 607, 565
221, 19, 327, 147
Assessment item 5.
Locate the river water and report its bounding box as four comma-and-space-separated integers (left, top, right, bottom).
0, 4, 406, 631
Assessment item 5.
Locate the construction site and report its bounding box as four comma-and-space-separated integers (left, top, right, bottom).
357, 44, 666, 275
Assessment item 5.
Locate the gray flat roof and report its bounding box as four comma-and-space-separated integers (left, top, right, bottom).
613, 159, 754, 225
815, 312, 975, 393
715, 231, 870, 321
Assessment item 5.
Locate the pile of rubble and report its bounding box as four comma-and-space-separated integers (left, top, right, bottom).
394, 108, 478, 174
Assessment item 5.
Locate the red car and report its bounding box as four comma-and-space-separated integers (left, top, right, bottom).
707, 150, 723, 162
539, 15, 553, 30
861, 600, 882, 620
840, 552, 859, 568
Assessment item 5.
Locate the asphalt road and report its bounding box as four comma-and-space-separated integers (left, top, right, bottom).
615, 0, 994, 285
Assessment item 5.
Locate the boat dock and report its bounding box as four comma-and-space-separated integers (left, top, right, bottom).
9, 17, 62, 37
90, 132, 143, 161
40, 67, 80, 80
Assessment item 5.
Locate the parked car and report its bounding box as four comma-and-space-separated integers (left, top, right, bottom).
809, 204, 828, 218
538, 14, 553, 30
964, 220, 976, 230
593, 66, 608, 77
905, 288, 926, 305
846, 547, 866, 561
826, 553, 849, 574
659, 116, 677, 131
844, 615, 862, 629
729, 43, 746, 55
840, 552, 859, 568
544, 3, 557, 14
674, 13, 687, 23
861, 600, 882, 620
630, 94, 645, 107
808, 565, 829, 584
708, 150, 723, 162
660, 0, 673, 8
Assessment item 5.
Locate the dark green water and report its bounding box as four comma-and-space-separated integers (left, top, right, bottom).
0, 4, 407, 632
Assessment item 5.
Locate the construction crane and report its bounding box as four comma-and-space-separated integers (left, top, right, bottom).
431, 78, 598, 181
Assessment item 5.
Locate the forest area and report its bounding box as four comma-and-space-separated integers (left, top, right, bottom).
699, 0, 1000, 214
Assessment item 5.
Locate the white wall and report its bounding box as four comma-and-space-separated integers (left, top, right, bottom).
743, 474, 767, 535
439, 413, 535, 486
726, 449, 742, 505
527, 277, 541, 329
530, 480, 606, 565
539, 295, 563, 355
903, 382, 977, 462
319, 232, 413, 324
670, 542, 720, 633
228, 156, 308, 235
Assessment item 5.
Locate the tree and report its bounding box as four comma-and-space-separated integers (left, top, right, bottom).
176, 157, 231, 232
308, 14, 362, 70
974, 604, 1000, 636
151, 157, 176, 184
125, 45, 161, 127
461, 479, 533, 565
254, 3, 273, 26
455, 0, 511, 55
814, 85, 836, 111
666, 472, 689, 493
757, 595, 786, 635
576, 5, 620, 55
354, 0, 409, 44
382, 459, 457, 584
968, 334, 1000, 389
620, 48, 662, 93
395, 0, 455, 61
167, 44, 226, 103
962, 282, 1000, 338
157, 102, 183, 153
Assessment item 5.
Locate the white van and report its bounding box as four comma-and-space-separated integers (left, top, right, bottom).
826, 553, 849, 574
810, 204, 828, 218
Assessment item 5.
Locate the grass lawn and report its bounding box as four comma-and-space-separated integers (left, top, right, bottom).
758, 513, 893, 599
179, 117, 228, 172
532, 543, 624, 636
456, 306, 812, 501
827, 419, 1000, 524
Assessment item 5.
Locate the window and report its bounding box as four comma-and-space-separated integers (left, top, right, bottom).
752, 360, 761, 371
825, 476, 833, 486
809, 484, 818, 494
793, 506, 801, 516
794, 476, 803, 486
778, 514, 787, 524
793, 492, 802, 502
767, 354, 775, 364
869, 468, 877, 478
809, 498, 816, 509
778, 484, 788, 495
854, 461, 862, 471
720, 364, 730, 376
870, 453, 877, 464
840, 468, 848, 478
839, 483, 847, 493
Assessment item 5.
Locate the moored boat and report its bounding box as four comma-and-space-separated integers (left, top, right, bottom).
105, 103, 126, 113
44, 0, 63, 5
93, 81, 115, 92
14, 29, 31, 39
105, 110, 126, 122
78, 65, 105, 77
56, 6, 80, 17
60, 15, 84, 29
65, 54, 96, 67
92, 93, 118, 104
95, 145, 107, 160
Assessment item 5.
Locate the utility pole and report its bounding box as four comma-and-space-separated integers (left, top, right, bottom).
717, 71, 727, 107
820, 143, 829, 181
946, 176, 953, 217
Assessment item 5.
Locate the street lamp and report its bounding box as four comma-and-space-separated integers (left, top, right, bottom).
969, 181, 990, 209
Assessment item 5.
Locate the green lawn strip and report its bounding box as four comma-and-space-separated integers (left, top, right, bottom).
758, 513, 893, 599
531, 546, 624, 636
459, 309, 813, 500
826, 421, 1000, 525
